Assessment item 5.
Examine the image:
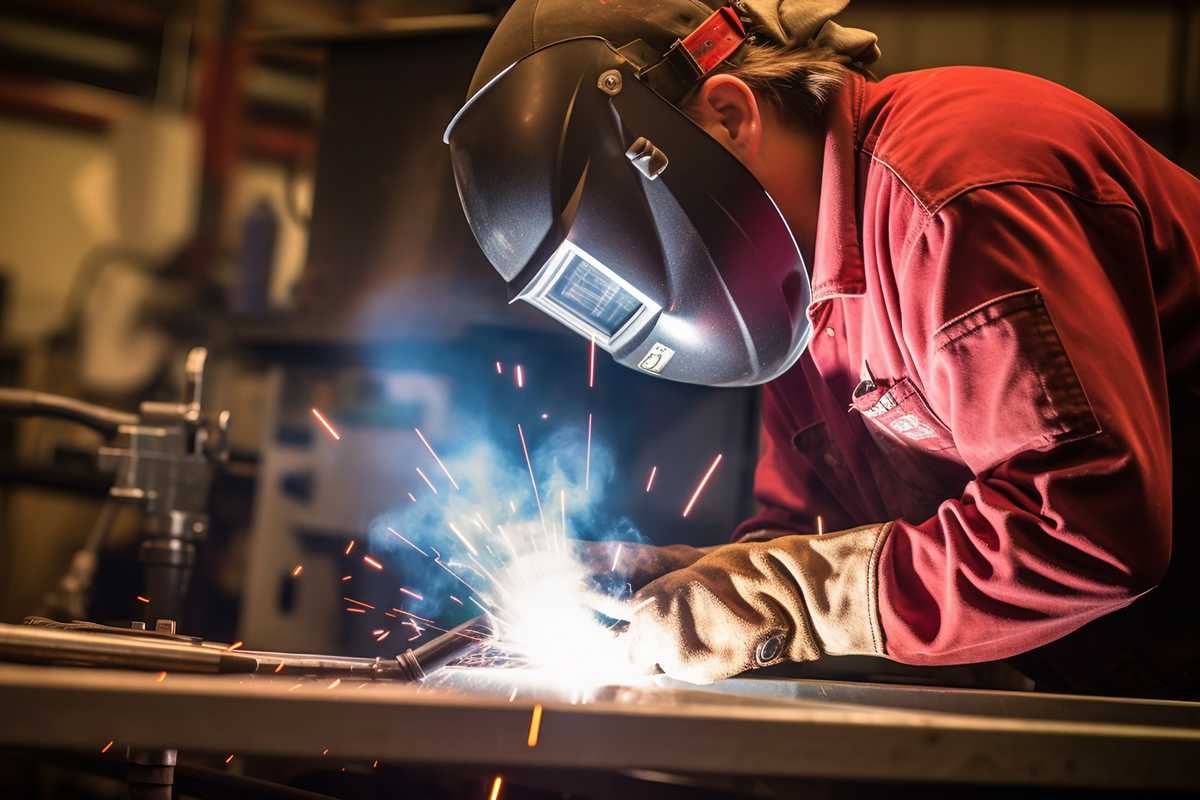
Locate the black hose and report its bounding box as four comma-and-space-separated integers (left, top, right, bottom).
0, 388, 138, 438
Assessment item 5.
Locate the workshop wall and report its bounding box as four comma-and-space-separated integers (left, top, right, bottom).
840, 3, 1199, 171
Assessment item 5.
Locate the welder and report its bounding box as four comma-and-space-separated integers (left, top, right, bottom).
443, 0, 1200, 698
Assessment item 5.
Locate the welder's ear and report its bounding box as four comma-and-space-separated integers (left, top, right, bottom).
688, 74, 763, 161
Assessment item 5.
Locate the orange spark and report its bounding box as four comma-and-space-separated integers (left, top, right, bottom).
448, 522, 479, 557
322, 748, 329, 756
496, 524, 518, 558
224, 754, 235, 765
154, 671, 167, 683
682, 453, 724, 518
291, 564, 303, 577
311, 408, 341, 440
414, 427, 460, 491
327, 678, 341, 689
408, 492, 418, 503
101, 740, 114, 753
344, 540, 356, 556
363, 555, 384, 571
375, 630, 391, 642
226, 641, 244, 652
136, 595, 150, 604
415, 467, 439, 494
517, 423, 548, 544
449, 595, 463, 605
817, 515, 824, 535
527, 704, 543, 748
645, 465, 658, 492
495, 360, 503, 374
274, 662, 285, 673
515, 364, 525, 389
585, 413, 593, 491
489, 776, 504, 800
341, 575, 352, 582
373, 759, 379, 768
610, 543, 623, 572
399, 587, 423, 601
588, 338, 596, 388
344, 597, 375, 609
345, 607, 366, 614
388, 527, 428, 557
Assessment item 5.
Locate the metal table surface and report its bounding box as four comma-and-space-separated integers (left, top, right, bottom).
1, 662, 1198, 791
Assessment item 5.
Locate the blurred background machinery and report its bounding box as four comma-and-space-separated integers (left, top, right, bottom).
0, 1, 1196, 797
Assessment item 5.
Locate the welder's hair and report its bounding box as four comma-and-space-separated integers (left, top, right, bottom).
690, 43, 874, 125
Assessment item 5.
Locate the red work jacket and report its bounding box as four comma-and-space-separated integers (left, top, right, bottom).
736, 67, 1200, 696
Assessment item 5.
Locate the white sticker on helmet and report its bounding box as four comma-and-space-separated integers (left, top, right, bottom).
638, 342, 675, 374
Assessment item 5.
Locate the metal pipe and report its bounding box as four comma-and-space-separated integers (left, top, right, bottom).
0, 388, 138, 437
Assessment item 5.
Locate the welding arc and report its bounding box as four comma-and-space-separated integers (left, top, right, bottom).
414, 427, 460, 490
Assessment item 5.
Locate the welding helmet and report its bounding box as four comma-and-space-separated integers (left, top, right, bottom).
443, 2, 852, 387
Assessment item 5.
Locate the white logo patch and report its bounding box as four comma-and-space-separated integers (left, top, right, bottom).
638, 342, 675, 374
889, 413, 936, 441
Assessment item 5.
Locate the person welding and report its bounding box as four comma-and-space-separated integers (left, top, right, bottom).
443, 0, 1200, 698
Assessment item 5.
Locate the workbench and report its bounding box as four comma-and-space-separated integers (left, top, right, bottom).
1, 662, 1198, 793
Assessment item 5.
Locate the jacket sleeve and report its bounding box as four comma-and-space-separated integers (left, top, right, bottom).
878, 185, 1173, 664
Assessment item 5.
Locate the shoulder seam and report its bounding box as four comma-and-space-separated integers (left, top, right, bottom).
860, 149, 1142, 221
862, 149, 932, 217
931, 178, 1141, 217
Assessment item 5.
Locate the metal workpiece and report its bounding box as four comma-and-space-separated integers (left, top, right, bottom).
1, 663, 1198, 791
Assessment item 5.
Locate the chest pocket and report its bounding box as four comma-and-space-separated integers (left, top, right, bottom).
851, 377, 972, 522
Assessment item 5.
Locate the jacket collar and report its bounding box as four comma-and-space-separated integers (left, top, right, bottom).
808, 71, 867, 307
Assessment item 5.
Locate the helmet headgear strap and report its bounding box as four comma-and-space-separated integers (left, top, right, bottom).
637, 4, 749, 104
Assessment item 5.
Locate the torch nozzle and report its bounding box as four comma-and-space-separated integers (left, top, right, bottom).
395, 615, 488, 680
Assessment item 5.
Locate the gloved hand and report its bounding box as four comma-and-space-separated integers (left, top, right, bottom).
572, 540, 714, 593
600, 524, 891, 684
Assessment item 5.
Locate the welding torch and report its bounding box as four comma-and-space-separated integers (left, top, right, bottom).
6, 616, 488, 683
249, 616, 489, 680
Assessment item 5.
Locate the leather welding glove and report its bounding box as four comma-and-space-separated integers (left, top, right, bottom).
609, 524, 891, 684
572, 540, 714, 593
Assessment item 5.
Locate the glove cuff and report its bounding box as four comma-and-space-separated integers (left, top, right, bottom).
745, 522, 892, 658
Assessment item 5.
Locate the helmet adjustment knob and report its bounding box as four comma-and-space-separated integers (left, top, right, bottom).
597, 69, 624, 95
626, 136, 669, 180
